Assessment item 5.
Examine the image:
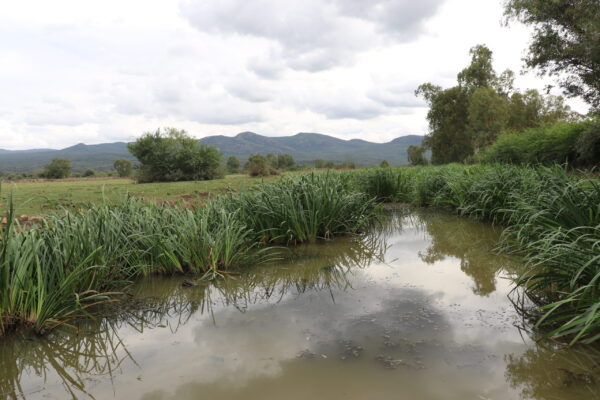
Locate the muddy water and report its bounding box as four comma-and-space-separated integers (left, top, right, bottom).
1, 210, 599, 400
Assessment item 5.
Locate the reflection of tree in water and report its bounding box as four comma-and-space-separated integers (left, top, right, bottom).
0, 232, 385, 400
505, 341, 600, 400
411, 211, 518, 296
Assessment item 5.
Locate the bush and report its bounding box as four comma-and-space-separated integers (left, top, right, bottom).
575, 120, 600, 166
407, 146, 428, 166
479, 121, 586, 165
82, 169, 95, 177
245, 154, 277, 177
43, 158, 71, 179
113, 159, 133, 177
127, 128, 222, 182
226, 156, 241, 173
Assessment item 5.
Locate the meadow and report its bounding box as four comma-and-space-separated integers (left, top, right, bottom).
0, 174, 277, 216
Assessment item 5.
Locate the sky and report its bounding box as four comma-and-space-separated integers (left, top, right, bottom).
0, 0, 589, 150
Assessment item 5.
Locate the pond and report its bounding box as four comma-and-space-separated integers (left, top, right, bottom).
1, 209, 599, 400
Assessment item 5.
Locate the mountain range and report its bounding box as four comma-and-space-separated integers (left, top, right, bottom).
0, 132, 423, 173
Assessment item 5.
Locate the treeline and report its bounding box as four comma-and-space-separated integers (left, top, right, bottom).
414, 0, 600, 168
415, 44, 583, 165
0, 158, 134, 180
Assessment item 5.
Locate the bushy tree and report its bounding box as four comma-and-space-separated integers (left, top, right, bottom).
276, 154, 295, 170
113, 159, 132, 177
43, 158, 71, 179
504, 0, 600, 110
226, 156, 241, 173
314, 159, 325, 169
82, 169, 95, 177
417, 44, 575, 164
407, 146, 428, 166
379, 160, 390, 168
245, 154, 277, 177
127, 128, 222, 182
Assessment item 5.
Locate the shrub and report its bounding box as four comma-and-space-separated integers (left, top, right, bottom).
43, 158, 71, 179
226, 156, 241, 173
576, 120, 600, 167
113, 159, 133, 177
245, 154, 277, 177
479, 121, 586, 165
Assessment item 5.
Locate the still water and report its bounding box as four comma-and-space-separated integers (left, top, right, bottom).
1, 210, 599, 400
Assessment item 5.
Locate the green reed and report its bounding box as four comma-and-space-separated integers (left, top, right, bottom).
0, 173, 378, 335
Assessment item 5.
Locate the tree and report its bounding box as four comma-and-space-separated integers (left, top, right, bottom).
113, 159, 132, 177
276, 154, 295, 170
43, 158, 71, 179
416, 84, 471, 164
417, 44, 576, 164
457, 45, 496, 92
265, 154, 277, 168
245, 154, 276, 177
504, 0, 600, 110
379, 160, 390, 168
468, 87, 509, 151
82, 169, 95, 177
226, 156, 240, 173
127, 128, 222, 182
407, 146, 428, 166
314, 159, 325, 169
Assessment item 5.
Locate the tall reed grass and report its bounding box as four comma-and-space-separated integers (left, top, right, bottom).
0, 173, 377, 335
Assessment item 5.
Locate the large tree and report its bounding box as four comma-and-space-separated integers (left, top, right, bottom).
504, 0, 600, 110
128, 128, 222, 182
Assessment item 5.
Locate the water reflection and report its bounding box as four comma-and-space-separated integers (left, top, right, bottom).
506, 341, 600, 400
0, 210, 598, 400
0, 233, 384, 400
413, 211, 518, 296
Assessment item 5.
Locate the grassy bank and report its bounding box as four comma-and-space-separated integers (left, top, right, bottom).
352, 165, 600, 344
0, 173, 376, 335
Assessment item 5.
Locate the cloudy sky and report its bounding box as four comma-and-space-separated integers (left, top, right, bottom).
0, 0, 588, 150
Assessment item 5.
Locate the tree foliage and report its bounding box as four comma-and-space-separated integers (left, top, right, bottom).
127, 128, 222, 182
43, 158, 71, 179
478, 121, 587, 165
245, 154, 278, 177
407, 146, 428, 166
226, 156, 240, 173
504, 0, 600, 110
416, 44, 574, 164
113, 158, 132, 177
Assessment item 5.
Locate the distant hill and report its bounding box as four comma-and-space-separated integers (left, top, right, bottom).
0, 132, 423, 173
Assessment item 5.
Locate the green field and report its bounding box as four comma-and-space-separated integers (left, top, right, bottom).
0, 174, 279, 216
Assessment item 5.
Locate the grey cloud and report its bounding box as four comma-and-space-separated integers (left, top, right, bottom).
181, 0, 445, 72
336, 0, 444, 38
310, 99, 386, 120
367, 86, 426, 108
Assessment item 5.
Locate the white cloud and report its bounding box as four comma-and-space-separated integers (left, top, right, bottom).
0, 0, 590, 150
